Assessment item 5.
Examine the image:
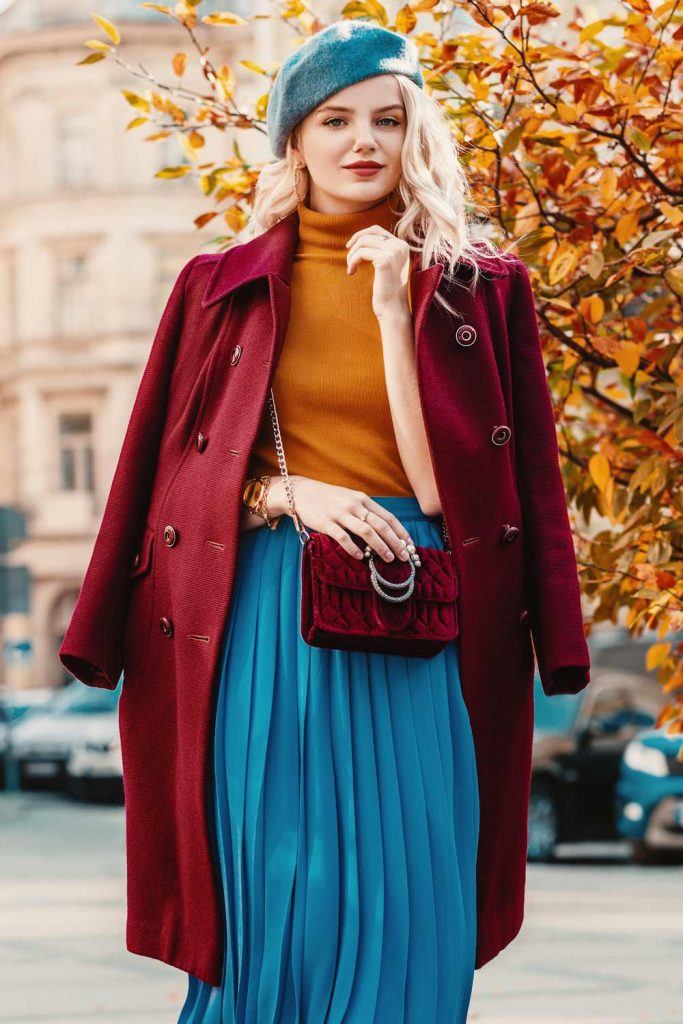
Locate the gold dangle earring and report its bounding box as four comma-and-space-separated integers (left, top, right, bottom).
293, 163, 307, 204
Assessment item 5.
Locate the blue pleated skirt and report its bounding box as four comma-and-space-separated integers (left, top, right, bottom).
178, 495, 480, 1024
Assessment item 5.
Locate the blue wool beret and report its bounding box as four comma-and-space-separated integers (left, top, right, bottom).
267, 20, 424, 160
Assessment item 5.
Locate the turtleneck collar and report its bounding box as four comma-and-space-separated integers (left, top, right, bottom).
295, 194, 402, 254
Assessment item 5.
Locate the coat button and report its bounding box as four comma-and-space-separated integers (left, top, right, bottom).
196, 432, 208, 452
230, 345, 242, 366
455, 324, 477, 347
160, 616, 174, 636
501, 523, 520, 544
163, 525, 177, 547
519, 608, 531, 628
132, 551, 140, 568
491, 425, 511, 446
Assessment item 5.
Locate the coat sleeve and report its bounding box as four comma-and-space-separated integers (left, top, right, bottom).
58, 256, 199, 689
507, 257, 591, 697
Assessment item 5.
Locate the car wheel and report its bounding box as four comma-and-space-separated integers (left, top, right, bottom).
528, 778, 559, 862
630, 838, 659, 865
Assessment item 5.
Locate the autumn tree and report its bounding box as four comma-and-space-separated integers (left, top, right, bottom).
81, 0, 683, 735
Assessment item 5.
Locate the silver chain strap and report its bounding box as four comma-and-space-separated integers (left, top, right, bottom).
267, 387, 448, 603
267, 389, 310, 546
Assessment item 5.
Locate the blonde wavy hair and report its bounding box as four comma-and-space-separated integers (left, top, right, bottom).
240, 73, 519, 320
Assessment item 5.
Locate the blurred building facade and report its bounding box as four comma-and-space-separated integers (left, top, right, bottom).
0, 0, 276, 688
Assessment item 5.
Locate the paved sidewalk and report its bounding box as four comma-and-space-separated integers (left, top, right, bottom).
1, 793, 681, 1023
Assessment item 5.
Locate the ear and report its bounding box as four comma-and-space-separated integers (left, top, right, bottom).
287, 131, 303, 164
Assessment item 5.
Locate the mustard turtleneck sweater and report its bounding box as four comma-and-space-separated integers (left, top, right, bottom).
247, 194, 415, 497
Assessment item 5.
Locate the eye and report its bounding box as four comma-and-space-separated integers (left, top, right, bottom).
322, 117, 402, 128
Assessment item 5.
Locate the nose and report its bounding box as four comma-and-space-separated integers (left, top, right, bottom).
351, 125, 379, 150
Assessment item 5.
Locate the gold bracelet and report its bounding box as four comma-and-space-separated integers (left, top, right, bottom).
259, 477, 282, 531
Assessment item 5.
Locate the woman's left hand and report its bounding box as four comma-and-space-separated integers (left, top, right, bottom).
345, 224, 412, 321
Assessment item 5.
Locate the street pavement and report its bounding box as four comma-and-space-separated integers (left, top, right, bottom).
0, 791, 680, 1023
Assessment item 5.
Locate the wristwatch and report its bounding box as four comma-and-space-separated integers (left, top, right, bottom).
242, 475, 281, 530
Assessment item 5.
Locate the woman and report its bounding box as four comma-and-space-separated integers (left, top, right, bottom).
58, 18, 590, 1024
180, 20, 507, 1024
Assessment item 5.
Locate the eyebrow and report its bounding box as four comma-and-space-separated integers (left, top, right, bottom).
315, 103, 405, 115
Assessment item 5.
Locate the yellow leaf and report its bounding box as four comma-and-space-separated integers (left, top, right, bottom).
122, 89, 150, 112
255, 93, 269, 120
556, 101, 579, 123
614, 342, 641, 377
589, 453, 611, 492
599, 167, 617, 206
84, 39, 111, 50
628, 126, 651, 152
660, 201, 683, 227
579, 20, 605, 41
549, 244, 579, 285
340, 2, 389, 27
126, 116, 149, 129
224, 206, 248, 232
502, 124, 524, 156
215, 63, 235, 102
202, 11, 247, 25
646, 642, 671, 671
77, 52, 106, 65
90, 12, 120, 45
654, 0, 677, 14
240, 61, 268, 75
396, 6, 417, 33
155, 165, 191, 178
614, 210, 640, 248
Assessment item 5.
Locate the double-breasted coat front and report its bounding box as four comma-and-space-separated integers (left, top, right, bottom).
59, 207, 591, 986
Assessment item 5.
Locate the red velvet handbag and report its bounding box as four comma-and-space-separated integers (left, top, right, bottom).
266, 389, 459, 659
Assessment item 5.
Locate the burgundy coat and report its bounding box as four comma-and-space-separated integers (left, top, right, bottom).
59, 208, 591, 985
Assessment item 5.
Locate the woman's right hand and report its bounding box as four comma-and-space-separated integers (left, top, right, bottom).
274, 476, 415, 563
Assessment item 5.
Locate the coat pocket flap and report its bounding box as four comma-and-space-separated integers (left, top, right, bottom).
130, 524, 154, 579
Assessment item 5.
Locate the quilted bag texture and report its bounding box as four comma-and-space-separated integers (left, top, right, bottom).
300, 529, 459, 658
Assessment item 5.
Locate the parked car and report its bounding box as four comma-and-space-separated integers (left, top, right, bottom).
65, 715, 123, 802
528, 669, 666, 860
0, 687, 56, 788
616, 725, 683, 863
9, 677, 122, 791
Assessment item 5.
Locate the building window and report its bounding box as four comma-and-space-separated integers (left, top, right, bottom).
54, 253, 90, 335
56, 112, 94, 188
58, 413, 94, 492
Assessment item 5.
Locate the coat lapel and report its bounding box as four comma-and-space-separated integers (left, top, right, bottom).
200, 206, 447, 336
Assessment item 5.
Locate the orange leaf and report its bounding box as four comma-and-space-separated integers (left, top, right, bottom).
172, 52, 187, 77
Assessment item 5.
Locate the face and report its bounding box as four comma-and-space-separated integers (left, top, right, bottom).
290, 74, 406, 214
